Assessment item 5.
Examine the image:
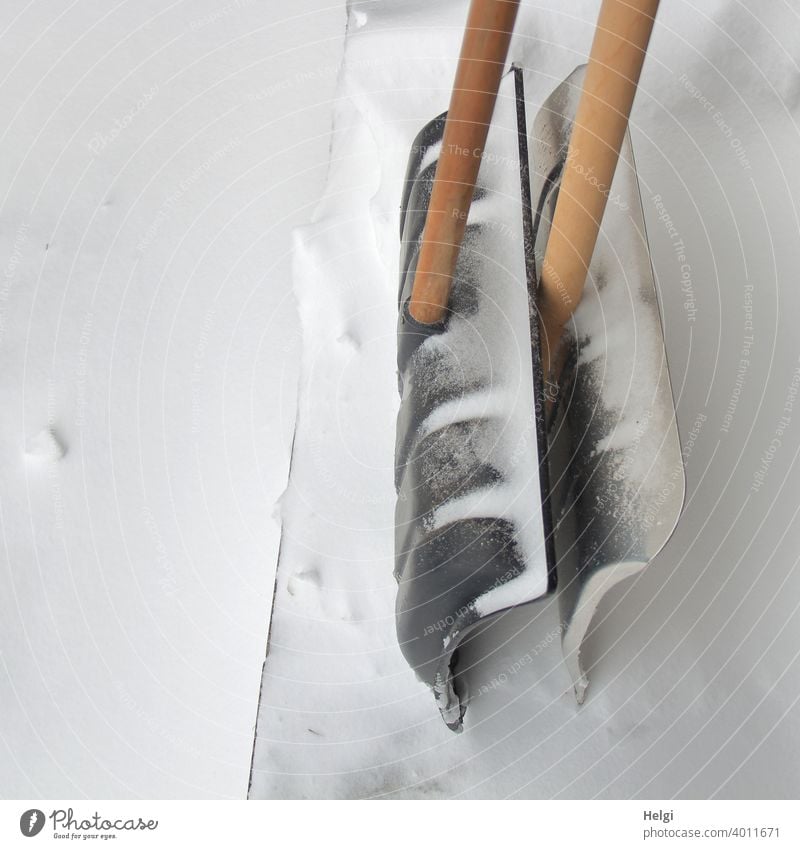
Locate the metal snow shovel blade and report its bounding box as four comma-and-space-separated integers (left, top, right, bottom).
394, 0, 683, 730
394, 0, 552, 731
395, 66, 553, 731
528, 65, 685, 703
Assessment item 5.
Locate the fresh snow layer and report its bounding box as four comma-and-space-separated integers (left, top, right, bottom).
251, 0, 800, 799
0, 0, 345, 798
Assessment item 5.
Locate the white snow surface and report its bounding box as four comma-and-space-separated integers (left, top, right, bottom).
250, 0, 800, 799
0, 0, 345, 798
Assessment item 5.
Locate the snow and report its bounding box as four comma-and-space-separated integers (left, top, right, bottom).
2, 0, 799, 801
25, 429, 66, 462
251, 0, 800, 799
0, 0, 345, 798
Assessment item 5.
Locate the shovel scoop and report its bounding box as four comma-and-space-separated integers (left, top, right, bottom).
394, 0, 682, 731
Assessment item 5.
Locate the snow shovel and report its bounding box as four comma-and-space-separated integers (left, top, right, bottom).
394, 0, 684, 730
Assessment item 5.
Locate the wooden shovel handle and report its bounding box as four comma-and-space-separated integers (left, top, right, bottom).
408, 0, 520, 325
540, 0, 660, 378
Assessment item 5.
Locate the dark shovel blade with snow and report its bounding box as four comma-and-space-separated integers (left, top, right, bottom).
394, 69, 555, 731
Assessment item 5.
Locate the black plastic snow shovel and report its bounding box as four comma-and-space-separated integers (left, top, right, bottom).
394, 0, 683, 731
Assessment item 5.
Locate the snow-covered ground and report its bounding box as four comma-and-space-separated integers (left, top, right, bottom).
3, 0, 800, 801
0, 0, 344, 798
250, 0, 800, 798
